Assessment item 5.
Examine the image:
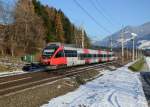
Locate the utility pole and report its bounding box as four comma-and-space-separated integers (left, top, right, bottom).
138, 49, 140, 58
110, 37, 113, 51
141, 49, 143, 58
139, 49, 141, 58
132, 38, 135, 61
81, 27, 84, 48
131, 33, 137, 61
74, 26, 83, 48
132, 36, 135, 61
136, 48, 138, 60
127, 46, 128, 60
120, 29, 124, 64
136, 47, 137, 60
74, 29, 78, 47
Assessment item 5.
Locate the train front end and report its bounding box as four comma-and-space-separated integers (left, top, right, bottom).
40, 43, 67, 69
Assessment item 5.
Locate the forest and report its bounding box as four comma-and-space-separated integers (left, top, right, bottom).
0, 0, 91, 57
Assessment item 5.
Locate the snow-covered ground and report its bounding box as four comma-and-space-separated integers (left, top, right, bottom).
145, 57, 150, 70
0, 70, 25, 77
41, 63, 148, 107
138, 40, 150, 49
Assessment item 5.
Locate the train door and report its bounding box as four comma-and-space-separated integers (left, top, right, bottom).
107, 51, 109, 62
98, 50, 102, 62
51, 50, 67, 67
67, 56, 75, 66
77, 50, 85, 65
64, 50, 78, 66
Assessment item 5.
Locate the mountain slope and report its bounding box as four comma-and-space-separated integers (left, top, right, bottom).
96, 22, 150, 49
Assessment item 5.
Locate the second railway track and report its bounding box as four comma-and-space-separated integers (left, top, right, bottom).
0, 61, 121, 97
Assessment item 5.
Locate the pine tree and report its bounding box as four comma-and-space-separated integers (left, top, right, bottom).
55, 12, 65, 43
32, 0, 53, 43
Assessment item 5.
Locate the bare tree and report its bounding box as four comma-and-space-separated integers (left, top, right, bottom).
0, 0, 17, 56
12, 0, 45, 55
0, 1, 8, 55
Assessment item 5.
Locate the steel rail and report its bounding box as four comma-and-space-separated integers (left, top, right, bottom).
0, 61, 120, 97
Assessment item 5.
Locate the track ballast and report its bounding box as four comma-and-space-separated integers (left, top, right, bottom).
0, 61, 121, 97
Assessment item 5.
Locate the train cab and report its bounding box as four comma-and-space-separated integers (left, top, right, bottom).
40, 43, 67, 69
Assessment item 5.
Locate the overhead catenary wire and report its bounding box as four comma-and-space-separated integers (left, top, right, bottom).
94, 0, 126, 52
95, 0, 122, 27
89, 0, 116, 27
73, 0, 111, 34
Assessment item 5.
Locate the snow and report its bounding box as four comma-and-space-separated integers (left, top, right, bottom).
138, 40, 150, 49
0, 70, 25, 77
41, 64, 148, 107
145, 57, 150, 70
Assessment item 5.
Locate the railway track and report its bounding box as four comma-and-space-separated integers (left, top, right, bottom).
0, 61, 121, 97
140, 72, 150, 106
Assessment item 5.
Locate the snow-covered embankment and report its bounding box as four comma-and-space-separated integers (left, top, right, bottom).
41, 64, 148, 107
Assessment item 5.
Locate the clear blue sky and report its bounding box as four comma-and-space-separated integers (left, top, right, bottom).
39, 0, 150, 41
0, 0, 16, 24
2, 0, 149, 41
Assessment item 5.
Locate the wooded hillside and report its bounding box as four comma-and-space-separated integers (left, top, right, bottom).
0, 0, 91, 56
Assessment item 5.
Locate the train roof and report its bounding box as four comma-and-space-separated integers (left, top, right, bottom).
46, 42, 112, 52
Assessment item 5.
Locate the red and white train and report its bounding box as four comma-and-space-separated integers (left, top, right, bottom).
40, 42, 116, 69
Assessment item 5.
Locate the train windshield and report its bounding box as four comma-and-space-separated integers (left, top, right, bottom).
42, 45, 58, 58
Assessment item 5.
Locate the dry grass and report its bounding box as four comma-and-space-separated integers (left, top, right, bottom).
0, 65, 13, 72
0, 56, 26, 72
128, 58, 144, 72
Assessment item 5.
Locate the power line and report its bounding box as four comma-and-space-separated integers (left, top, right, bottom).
73, 0, 111, 34
90, 0, 116, 27
95, 0, 122, 27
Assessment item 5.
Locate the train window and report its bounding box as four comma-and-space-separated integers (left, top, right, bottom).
45, 45, 58, 50
108, 55, 112, 57
96, 54, 98, 57
73, 51, 77, 57
79, 53, 97, 59
83, 54, 91, 58
55, 50, 64, 58
64, 50, 70, 57
98, 54, 103, 57
103, 54, 106, 57
89, 54, 92, 58
94, 54, 97, 57
86, 54, 88, 58
42, 49, 55, 58
80, 54, 83, 58
64, 50, 77, 57
79, 53, 85, 60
